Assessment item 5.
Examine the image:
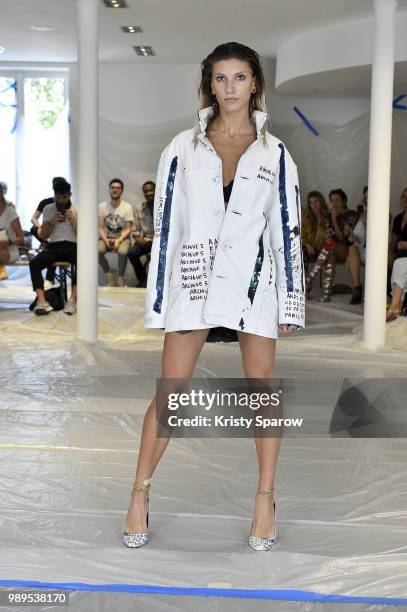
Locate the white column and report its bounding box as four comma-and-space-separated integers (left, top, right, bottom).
363, 0, 397, 350
76, 0, 99, 343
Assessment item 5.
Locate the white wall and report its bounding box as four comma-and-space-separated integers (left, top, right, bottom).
96, 58, 370, 129
98, 64, 200, 125
263, 59, 370, 126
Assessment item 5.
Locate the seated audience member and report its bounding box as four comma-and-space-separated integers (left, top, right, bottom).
98, 179, 133, 287
128, 180, 155, 288
301, 191, 331, 271
30, 176, 66, 243
29, 180, 77, 316
346, 189, 369, 304
0, 182, 24, 279
30, 176, 67, 288
306, 188, 360, 303
387, 187, 407, 321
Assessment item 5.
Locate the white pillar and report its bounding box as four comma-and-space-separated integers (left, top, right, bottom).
363, 0, 397, 350
76, 0, 99, 343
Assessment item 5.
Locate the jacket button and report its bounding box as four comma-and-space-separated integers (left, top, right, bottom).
212, 175, 220, 184
214, 209, 223, 217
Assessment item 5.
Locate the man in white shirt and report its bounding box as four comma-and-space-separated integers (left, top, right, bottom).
98, 178, 133, 287
29, 180, 78, 315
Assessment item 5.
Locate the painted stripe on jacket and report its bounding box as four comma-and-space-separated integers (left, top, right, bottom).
295, 184, 304, 292
278, 143, 294, 292
153, 155, 178, 314
248, 234, 264, 305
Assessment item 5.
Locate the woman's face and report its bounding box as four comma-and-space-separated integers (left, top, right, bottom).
309, 197, 322, 214
211, 59, 255, 116
400, 189, 407, 210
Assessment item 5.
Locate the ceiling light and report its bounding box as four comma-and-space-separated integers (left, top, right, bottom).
103, 0, 128, 7
30, 25, 55, 32
134, 46, 155, 56
0, 46, 7, 54
121, 26, 142, 33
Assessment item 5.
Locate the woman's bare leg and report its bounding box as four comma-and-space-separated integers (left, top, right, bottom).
389, 283, 403, 312
347, 244, 361, 287
123, 329, 209, 533
237, 331, 279, 539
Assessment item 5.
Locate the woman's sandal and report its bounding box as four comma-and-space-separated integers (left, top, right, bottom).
249, 487, 277, 551
122, 481, 150, 548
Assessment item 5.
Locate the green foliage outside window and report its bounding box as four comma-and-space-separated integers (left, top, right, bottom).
28, 78, 65, 130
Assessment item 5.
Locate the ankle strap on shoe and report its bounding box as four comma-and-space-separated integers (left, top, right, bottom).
257, 487, 274, 496
132, 482, 151, 494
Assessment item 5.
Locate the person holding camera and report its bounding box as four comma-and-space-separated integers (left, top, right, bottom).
29, 180, 77, 315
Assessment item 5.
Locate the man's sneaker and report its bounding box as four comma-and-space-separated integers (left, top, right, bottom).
106, 271, 116, 287
117, 276, 127, 287
64, 299, 77, 315
34, 299, 53, 315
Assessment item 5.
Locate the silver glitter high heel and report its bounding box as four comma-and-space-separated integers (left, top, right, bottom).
122, 481, 150, 548
249, 487, 277, 551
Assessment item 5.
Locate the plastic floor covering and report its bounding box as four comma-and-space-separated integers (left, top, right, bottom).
0, 268, 407, 611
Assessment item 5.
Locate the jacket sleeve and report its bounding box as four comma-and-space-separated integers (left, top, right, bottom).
144, 137, 184, 328
267, 143, 305, 330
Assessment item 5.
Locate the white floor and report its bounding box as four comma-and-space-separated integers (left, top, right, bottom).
1, 267, 407, 611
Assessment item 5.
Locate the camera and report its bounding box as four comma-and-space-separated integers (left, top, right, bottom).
55, 201, 71, 214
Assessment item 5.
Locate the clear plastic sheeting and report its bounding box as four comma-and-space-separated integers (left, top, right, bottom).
1, 270, 407, 610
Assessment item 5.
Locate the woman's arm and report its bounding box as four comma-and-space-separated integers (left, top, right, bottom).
144, 137, 184, 328
267, 144, 305, 331
10, 217, 24, 246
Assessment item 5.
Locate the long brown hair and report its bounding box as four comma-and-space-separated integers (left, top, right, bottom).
305, 191, 329, 230
194, 42, 268, 145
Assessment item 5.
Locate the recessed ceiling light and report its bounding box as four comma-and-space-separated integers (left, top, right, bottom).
103, 0, 128, 7
134, 46, 155, 56
121, 26, 142, 33
0, 46, 7, 54
30, 25, 55, 32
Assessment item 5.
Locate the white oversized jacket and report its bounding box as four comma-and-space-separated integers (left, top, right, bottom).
144, 106, 305, 338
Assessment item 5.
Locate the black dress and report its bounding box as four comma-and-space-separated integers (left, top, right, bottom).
205, 180, 239, 343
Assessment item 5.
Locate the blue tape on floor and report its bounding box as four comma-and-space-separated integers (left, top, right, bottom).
0, 581, 406, 605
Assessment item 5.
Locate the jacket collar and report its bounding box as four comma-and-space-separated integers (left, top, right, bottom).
197, 105, 269, 140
